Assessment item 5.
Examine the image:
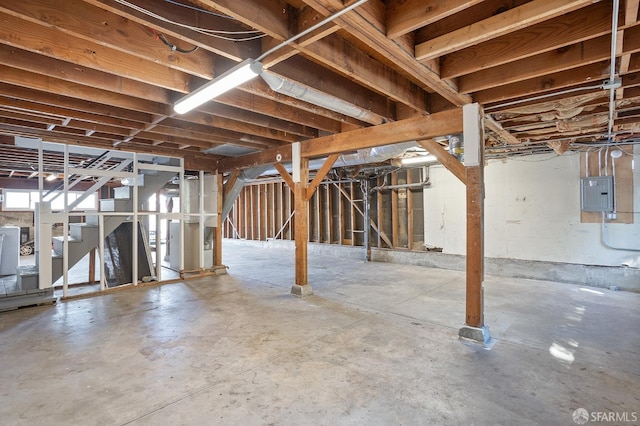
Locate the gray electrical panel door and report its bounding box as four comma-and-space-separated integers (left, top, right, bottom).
580, 176, 614, 212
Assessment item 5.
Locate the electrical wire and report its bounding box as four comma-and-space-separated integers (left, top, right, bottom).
163, 0, 234, 19
256, 0, 369, 62
149, 27, 199, 53
484, 84, 607, 111
114, 0, 267, 42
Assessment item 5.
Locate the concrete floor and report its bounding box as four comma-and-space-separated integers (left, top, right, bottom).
1, 239, 638, 425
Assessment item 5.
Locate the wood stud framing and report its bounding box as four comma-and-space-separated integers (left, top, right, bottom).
224, 170, 424, 252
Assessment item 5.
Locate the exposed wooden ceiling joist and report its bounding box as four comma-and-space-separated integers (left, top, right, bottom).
0, 0, 637, 175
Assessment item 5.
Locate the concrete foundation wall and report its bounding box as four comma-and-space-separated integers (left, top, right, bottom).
224, 239, 640, 292
423, 148, 640, 268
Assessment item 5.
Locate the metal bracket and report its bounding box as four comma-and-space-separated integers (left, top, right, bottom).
602, 78, 622, 90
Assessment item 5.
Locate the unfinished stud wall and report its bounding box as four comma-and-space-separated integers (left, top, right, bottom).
223, 168, 426, 252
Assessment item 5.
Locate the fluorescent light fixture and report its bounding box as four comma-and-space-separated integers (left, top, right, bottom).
174, 59, 263, 114
400, 154, 438, 165
46, 174, 57, 181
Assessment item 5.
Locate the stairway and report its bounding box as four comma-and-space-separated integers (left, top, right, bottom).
47, 169, 176, 285
1, 152, 180, 312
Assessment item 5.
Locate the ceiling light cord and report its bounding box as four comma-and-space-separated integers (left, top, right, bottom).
255, 0, 369, 62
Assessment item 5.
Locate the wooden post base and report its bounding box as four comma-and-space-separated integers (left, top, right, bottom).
458, 325, 493, 346
291, 284, 314, 297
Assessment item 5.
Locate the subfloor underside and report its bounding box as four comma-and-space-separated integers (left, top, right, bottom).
0, 240, 638, 425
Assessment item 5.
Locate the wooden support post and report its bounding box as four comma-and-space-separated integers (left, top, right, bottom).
292, 157, 312, 296
465, 165, 484, 328
88, 248, 96, 284
458, 103, 492, 345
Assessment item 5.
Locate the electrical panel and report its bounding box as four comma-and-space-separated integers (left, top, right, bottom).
580, 176, 614, 212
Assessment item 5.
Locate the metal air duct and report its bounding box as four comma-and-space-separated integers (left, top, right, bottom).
221, 165, 272, 219
261, 71, 386, 126
260, 141, 417, 177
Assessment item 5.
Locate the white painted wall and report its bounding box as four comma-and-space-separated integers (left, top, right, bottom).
423, 146, 640, 267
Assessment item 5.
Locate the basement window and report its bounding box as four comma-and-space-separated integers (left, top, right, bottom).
2, 190, 97, 212
3, 191, 30, 210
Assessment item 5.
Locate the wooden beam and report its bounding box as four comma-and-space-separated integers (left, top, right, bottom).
474, 61, 611, 105
440, 1, 613, 79
213, 111, 465, 172
302, 109, 463, 158
0, 95, 141, 132
459, 26, 640, 94
223, 170, 240, 200
0, 83, 152, 124
216, 89, 343, 134
195, 0, 291, 40
0, 11, 190, 93
0, 65, 169, 115
274, 162, 295, 191
484, 116, 521, 145
85, 0, 257, 62
0, 0, 215, 79
416, 139, 467, 184
386, 0, 484, 39
299, 0, 470, 107
257, 6, 338, 67
616, 0, 640, 99
416, 0, 594, 61
198, 103, 317, 139
305, 154, 339, 201
147, 124, 281, 149
0, 45, 170, 105
208, 0, 427, 121
299, 34, 428, 113
218, 146, 293, 171
458, 35, 610, 94
164, 115, 296, 144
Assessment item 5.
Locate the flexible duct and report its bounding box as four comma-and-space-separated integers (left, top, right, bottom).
221, 164, 272, 219
260, 141, 417, 177
261, 71, 386, 126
